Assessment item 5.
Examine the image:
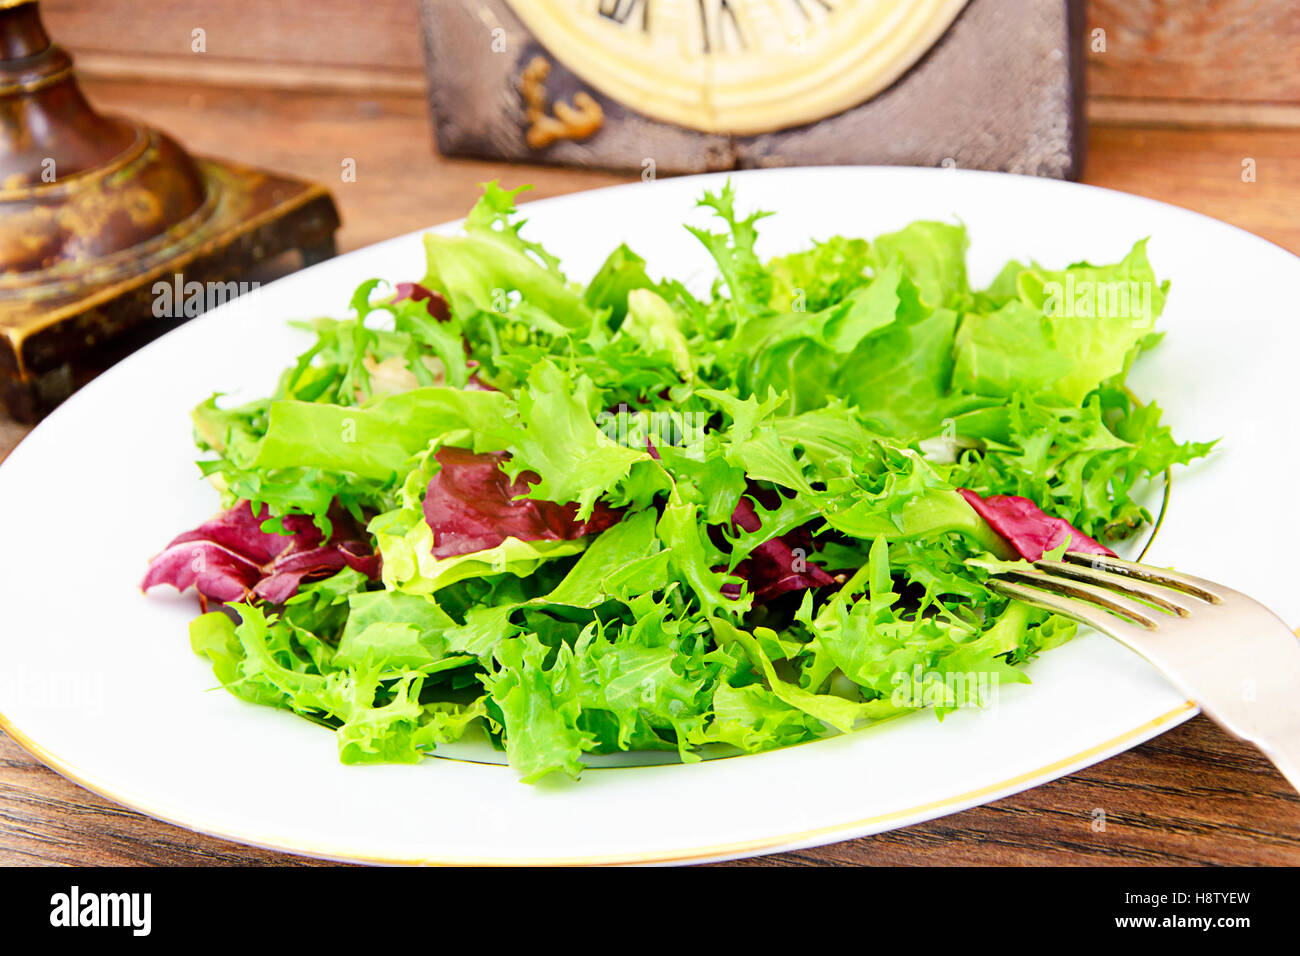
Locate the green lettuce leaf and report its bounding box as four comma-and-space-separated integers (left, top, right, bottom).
953, 240, 1166, 404
162, 179, 1212, 785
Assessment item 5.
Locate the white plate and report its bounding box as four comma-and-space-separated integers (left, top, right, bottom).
1, 166, 1295, 865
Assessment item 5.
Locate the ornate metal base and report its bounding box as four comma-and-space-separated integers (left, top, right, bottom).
0, 155, 339, 422
0, 0, 341, 422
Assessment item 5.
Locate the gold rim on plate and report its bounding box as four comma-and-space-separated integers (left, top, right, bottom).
0, 700, 1197, 865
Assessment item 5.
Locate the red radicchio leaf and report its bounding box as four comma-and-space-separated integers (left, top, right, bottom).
393, 281, 451, 321
720, 491, 835, 605
398, 280, 494, 380
422, 447, 623, 559
957, 488, 1115, 562
142, 500, 381, 605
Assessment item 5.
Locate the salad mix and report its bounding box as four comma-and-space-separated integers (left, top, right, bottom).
144, 183, 1211, 782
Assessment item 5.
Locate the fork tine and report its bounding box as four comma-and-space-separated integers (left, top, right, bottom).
987, 580, 1150, 638
1033, 559, 1199, 616
995, 568, 1163, 628
1060, 552, 1225, 604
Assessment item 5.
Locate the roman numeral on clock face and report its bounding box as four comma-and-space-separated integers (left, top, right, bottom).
595, 1, 837, 52
697, 0, 745, 53
791, 0, 834, 19
598, 0, 650, 30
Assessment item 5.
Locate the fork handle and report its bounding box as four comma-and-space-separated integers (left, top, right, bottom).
1138, 618, 1300, 795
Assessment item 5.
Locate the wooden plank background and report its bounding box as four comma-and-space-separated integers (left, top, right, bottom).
1088, 0, 1300, 103
39, 0, 1300, 124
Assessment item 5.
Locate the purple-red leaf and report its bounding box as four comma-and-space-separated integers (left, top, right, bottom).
142, 500, 380, 605
423, 447, 623, 559
722, 493, 835, 604
957, 488, 1115, 562
393, 281, 451, 321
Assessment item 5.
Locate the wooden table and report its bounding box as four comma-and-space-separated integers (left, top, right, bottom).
2, 79, 1299, 866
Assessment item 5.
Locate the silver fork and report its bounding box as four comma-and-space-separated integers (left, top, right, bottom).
989, 552, 1300, 792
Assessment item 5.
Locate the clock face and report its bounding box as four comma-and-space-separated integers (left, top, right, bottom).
503, 0, 970, 135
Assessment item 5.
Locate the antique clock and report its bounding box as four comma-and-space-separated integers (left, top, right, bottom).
421, 0, 1083, 176
504, 0, 969, 135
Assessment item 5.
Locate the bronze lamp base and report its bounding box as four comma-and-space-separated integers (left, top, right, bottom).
0, 0, 340, 422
